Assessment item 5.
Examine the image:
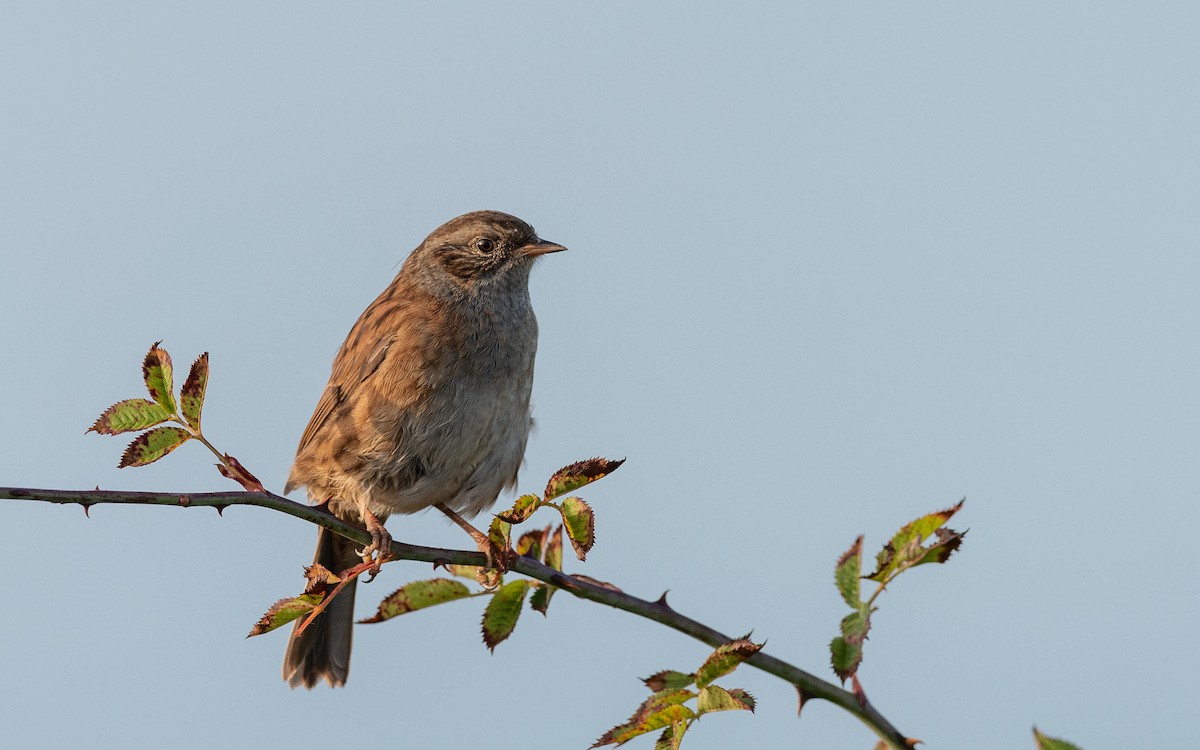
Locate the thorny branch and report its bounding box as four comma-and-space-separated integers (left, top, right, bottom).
0, 485, 912, 749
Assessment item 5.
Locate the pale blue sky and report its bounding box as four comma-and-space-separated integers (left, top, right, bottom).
3, 3, 1197, 749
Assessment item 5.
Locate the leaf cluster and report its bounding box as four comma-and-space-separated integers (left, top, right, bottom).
592, 639, 762, 749
829, 500, 967, 687
88, 343, 262, 491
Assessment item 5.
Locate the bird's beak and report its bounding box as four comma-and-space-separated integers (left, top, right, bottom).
520, 238, 567, 258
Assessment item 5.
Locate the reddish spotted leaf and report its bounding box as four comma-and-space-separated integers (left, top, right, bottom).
643, 670, 695, 692
88, 398, 171, 435
179, 352, 209, 430
866, 499, 966, 582
487, 517, 512, 556
545, 457, 624, 501
119, 426, 190, 467
142, 342, 176, 414
360, 578, 473, 623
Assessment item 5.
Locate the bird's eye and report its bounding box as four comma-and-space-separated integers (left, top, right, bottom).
474, 237, 495, 253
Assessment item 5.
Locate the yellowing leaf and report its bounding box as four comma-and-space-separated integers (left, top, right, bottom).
544, 525, 564, 571
481, 579, 530, 650
495, 494, 540, 524
88, 398, 171, 435
142, 342, 176, 414
179, 352, 209, 430
560, 496, 595, 561
694, 640, 763, 687
592, 700, 695, 748
359, 578, 473, 623
653, 721, 688, 750
696, 684, 755, 714
545, 457, 624, 501
246, 594, 322, 637
118, 426, 190, 467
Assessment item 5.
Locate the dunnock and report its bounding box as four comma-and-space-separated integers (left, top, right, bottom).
282, 210, 565, 688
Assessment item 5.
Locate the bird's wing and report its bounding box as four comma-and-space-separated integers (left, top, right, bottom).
294, 331, 393, 453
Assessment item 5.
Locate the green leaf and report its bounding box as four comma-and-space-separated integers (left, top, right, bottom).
835, 535, 863, 609
560, 496, 595, 561
246, 593, 322, 637
118, 426, 190, 467
830, 636, 862, 682
1033, 727, 1084, 750
359, 578, 473, 623
545, 456, 624, 501
87, 398, 171, 435
544, 525, 564, 570
529, 582, 554, 615
642, 670, 695, 692
481, 579, 531, 650
840, 607, 872, 645
592, 692, 696, 748
142, 342, 176, 414
179, 352, 209, 430
865, 499, 966, 582
696, 684, 756, 714
495, 493, 541, 524
695, 639, 763, 687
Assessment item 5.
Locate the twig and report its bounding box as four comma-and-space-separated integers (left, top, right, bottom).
0, 485, 912, 748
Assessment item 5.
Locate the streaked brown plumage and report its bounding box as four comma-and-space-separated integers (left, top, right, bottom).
282, 210, 565, 688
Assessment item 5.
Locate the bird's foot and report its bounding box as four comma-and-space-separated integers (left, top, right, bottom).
357, 507, 391, 582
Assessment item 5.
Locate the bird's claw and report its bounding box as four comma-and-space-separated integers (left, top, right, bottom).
357, 510, 392, 583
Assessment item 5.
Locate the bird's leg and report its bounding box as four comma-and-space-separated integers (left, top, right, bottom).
357, 507, 391, 581
434, 502, 509, 574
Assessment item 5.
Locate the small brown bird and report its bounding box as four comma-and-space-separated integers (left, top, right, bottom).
282, 210, 565, 688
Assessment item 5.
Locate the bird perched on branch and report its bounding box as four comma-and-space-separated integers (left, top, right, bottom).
282, 210, 566, 688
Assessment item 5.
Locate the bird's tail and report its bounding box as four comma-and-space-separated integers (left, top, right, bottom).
282, 526, 360, 688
